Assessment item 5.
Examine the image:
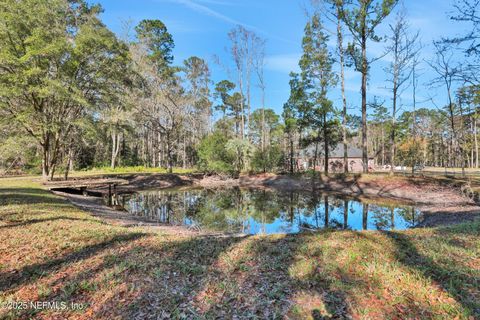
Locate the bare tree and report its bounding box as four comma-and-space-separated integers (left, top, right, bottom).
228, 26, 262, 141
427, 41, 464, 172
228, 27, 246, 139
242, 28, 253, 139
253, 36, 267, 152
384, 12, 419, 175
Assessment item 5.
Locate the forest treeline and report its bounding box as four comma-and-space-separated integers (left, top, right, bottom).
1, 0, 480, 180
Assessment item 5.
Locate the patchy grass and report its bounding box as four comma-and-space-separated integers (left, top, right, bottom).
0, 177, 478, 319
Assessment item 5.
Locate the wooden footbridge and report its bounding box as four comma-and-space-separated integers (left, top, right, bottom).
44, 178, 129, 206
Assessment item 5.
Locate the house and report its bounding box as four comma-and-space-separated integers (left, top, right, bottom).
297, 144, 375, 173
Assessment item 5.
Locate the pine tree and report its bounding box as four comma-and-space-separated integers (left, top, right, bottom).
297, 14, 339, 174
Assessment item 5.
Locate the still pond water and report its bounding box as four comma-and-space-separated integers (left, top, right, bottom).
116, 188, 422, 234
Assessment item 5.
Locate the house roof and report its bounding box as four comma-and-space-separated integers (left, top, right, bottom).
300, 144, 373, 159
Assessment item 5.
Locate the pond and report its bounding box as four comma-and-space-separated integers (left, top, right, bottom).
115, 188, 422, 235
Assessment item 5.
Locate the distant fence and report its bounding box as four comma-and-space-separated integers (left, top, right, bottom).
370, 166, 480, 178
394, 169, 480, 178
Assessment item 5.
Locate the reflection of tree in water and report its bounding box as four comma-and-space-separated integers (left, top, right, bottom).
279, 191, 302, 223
297, 192, 345, 231
121, 188, 422, 233
343, 200, 349, 229
249, 189, 282, 234
192, 188, 247, 232
362, 203, 369, 230
369, 205, 393, 230
123, 190, 197, 225
367, 205, 421, 230
324, 195, 329, 228
396, 207, 422, 227
326, 197, 347, 229
301, 189, 322, 230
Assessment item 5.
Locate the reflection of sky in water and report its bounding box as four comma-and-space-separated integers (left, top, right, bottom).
119, 188, 422, 235
244, 203, 419, 234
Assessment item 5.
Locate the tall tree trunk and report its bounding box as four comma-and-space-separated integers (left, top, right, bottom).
471, 118, 474, 168
238, 69, 245, 140
389, 86, 397, 176
111, 128, 121, 169
381, 126, 385, 166
50, 163, 56, 181
64, 147, 73, 181
182, 134, 186, 169
337, 8, 348, 173
261, 82, 266, 172
323, 114, 329, 174
167, 133, 173, 174
475, 114, 479, 168
41, 132, 51, 180
361, 34, 368, 173
246, 59, 252, 142
412, 60, 417, 174
446, 86, 465, 173
41, 145, 50, 181
160, 134, 164, 167
290, 135, 294, 174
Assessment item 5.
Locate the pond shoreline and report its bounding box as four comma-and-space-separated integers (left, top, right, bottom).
237, 174, 480, 228
48, 172, 480, 229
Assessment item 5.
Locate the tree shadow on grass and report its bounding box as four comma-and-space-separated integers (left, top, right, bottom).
184, 232, 355, 319
7, 235, 249, 318
52, 234, 281, 319
7, 234, 256, 319
384, 230, 480, 318
246, 233, 354, 319
5, 227, 475, 319
91, 235, 250, 319
82, 229, 477, 319
0, 216, 106, 229
0, 232, 147, 293
0, 188, 70, 208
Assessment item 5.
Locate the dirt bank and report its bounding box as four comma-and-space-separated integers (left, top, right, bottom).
46, 172, 480, 228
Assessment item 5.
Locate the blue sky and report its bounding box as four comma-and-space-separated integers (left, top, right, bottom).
96, 0, 472, 118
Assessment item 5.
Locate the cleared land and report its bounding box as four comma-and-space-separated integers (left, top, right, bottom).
0, 176, 479, 319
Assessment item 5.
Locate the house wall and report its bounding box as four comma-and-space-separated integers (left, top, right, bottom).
297, 158, 375, 173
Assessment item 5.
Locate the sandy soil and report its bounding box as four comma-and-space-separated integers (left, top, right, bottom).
46, 173, 480, 229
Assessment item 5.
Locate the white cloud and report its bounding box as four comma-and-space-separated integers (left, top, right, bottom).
165, 0, 249, 27
162, 0, 294, 44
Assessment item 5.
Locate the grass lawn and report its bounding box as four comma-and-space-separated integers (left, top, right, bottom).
0, 177, 478, 319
